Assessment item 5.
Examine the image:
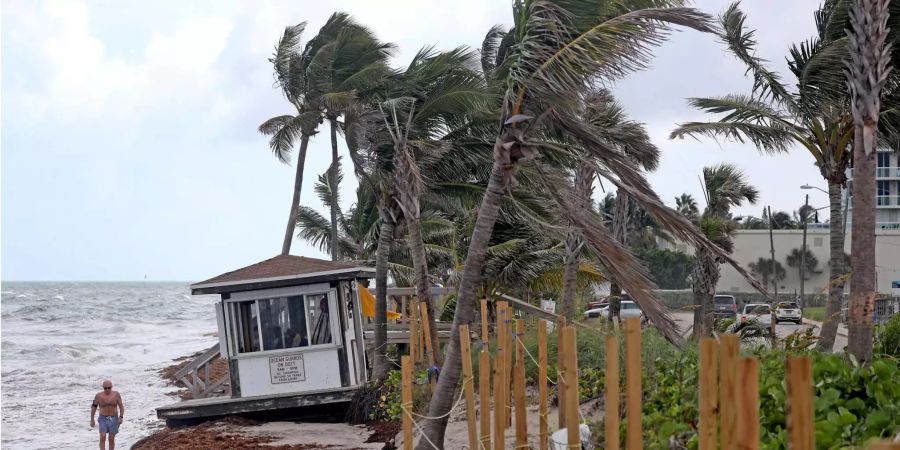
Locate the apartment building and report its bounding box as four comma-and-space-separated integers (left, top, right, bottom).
845, 148, 900, 230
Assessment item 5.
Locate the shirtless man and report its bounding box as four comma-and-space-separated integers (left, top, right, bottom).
90, 379, 124, 450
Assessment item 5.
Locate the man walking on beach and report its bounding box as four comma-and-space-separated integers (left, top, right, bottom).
90, 379, 124, 450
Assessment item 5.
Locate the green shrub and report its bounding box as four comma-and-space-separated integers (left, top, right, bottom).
875, 314, 900, 358
366, 367, 432, 422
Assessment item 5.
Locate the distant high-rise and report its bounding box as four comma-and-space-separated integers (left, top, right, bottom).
844, 148, 900, 230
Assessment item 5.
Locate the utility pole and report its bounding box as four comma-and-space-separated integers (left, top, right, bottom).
799, 194, 809, 308
768, 205, 778, 301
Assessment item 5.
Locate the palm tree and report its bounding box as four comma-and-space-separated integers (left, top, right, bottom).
259, 23, 321, 256
749, 257, 787, 293
670, 1, 899, 351
846, 0, 893, 362
413, 1, 776, 446
353, 46, 490, 366
306, 17, 394, 261
692, 164, 759, 336
676, 193, 700, 220
294, 166, 379, 261
786, 247, 820, 283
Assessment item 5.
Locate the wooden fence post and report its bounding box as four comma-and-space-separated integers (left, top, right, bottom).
481, 298, 490, 343
494, 302, 507, 450
402, 355, 413, 450
514, 319, 528, 448
564, 326, 581, 449
786, 357, 814, 450
699, 338, 718, 450
480, 347, 492, 450
605, 334, 620, 450
419, 303, 436, 392
557, 316, 568, 430
719, 334, 739, 450
410, 302, 419, 362
737, 357, 759, 450
506, 307, 514, 429
539, 320, 549, 450
624, 317, 641, 450
460, 325, 478, 450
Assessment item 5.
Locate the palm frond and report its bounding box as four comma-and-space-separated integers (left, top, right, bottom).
670, 121, 798, 153
481, 25, 507, 78
258, 115, 305, 163
519, 4, 715, 105
295, 206, 333, 253
270, 22, 307, 102
718, 3, 793, 105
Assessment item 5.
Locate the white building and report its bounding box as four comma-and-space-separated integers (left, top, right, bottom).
844, 148, 900, 230
717, 228, 900, 295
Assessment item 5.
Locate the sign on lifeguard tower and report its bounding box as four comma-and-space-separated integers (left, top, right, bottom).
270, 353, 306, 384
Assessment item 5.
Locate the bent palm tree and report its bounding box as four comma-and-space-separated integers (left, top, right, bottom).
692, 164, 758, 337
416, 2, 771, 447
671, 1, 899, 350
259, 23, 321, 256
307, 16, 394, 261
375, 47, 488, 365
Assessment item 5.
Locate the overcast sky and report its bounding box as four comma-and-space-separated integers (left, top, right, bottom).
2, 0, 827, 281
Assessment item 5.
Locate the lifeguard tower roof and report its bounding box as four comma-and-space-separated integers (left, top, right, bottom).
191, 255, 374, 295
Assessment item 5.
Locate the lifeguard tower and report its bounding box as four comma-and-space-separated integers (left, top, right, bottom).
156, 255, 374, 425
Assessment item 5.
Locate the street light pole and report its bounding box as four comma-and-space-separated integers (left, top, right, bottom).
768, 205, 778, 300
800, 194, 809, 308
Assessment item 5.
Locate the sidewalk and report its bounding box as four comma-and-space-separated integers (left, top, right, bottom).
803, 318, 848, 337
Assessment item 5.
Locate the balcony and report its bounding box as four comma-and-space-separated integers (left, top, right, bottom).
876, 167, 900, 178
876, 195, 899, 207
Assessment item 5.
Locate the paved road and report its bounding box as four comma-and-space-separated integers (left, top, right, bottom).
669, 312, 848, 352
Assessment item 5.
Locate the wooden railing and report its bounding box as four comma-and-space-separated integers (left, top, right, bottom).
172, 344, 229, 399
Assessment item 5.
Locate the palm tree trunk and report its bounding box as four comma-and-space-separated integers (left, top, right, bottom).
560, 230, 581, 321
817, 180, 847, 351
392, 144, 444, 365
372, 206, 394, 381
281, 134, 310, 255
405, 210, 444, 365
846, 0, 889, 363
692, 247, 718, 337
607, 193, 630, 323
416, 151, 510, 450
560, 162, 594, 320
328, 118, 341, 261
848, 135, 876, 362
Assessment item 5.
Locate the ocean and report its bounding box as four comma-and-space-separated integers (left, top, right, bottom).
1, 282, 219, 450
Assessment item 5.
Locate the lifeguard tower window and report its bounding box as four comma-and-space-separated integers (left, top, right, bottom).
230, 293, 334, 354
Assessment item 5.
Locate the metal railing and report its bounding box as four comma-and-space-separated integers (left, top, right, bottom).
876, 167, 900, 178
876, 195, 898, 206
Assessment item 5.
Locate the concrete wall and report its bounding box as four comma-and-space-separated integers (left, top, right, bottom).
718, 229, 900, 295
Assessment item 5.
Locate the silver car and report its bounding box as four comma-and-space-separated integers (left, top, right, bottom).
583, 301, 643, 320
775, 302, 802, 324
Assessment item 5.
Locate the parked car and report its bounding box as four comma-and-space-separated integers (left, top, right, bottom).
585, 298, 609, 311
740, 303, 772, 327
583, 301, 643, 320
774, 301, 802, 324
713, 295, 738, 319
584, 305, 607, 319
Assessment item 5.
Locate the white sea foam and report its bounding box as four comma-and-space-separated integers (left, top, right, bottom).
1, 282, 218, 450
